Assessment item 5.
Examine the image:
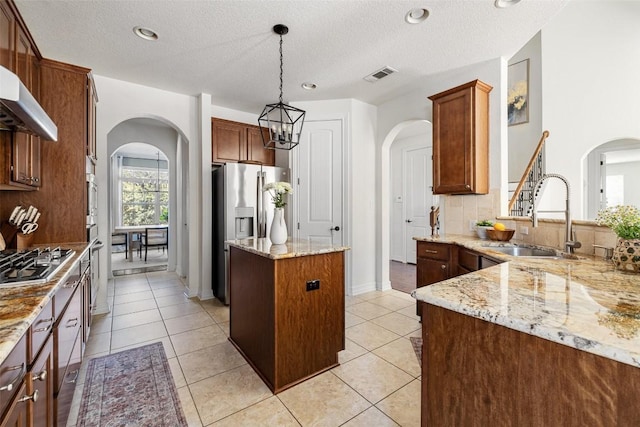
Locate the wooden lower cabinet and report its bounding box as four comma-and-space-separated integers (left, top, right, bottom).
0, 382, 27, 427
229, 247, 345, 393
28, 337, 53, 427
422, 303, 640, 426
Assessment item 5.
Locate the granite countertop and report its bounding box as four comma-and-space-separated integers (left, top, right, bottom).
0, 242, 91, 365
412, 234, 640, 368
228, 237, 350, 260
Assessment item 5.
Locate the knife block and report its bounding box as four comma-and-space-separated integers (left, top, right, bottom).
16, 232, 35, 250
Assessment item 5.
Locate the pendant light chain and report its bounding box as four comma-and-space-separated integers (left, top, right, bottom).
279, 33, 284, 104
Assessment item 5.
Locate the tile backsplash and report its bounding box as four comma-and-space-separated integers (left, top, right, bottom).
441, 189, 618, 255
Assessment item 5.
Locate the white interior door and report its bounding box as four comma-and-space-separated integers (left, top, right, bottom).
404, 146, 432, 263
295, 120, 343, 245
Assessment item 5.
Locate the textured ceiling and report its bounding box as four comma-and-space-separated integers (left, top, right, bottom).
15, 0, 568, 114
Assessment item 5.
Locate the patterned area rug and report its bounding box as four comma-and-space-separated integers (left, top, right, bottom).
409, 336, 422, 362
76, 342, 187, 427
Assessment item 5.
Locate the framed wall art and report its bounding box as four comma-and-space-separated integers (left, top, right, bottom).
507, 59, 529, 126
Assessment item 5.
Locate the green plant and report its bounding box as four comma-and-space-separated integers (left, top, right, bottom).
476, 219, 494, 227
596, 205, 640, 240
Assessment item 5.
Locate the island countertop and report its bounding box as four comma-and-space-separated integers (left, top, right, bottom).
412, 234, 640, 368
0, 242, 91, 365
227, 237, 349, 260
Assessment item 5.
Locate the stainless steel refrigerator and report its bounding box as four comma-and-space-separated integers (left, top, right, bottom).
212, 163, 289, 304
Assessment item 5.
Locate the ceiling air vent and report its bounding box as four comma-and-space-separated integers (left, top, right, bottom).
363, 66, 397, 83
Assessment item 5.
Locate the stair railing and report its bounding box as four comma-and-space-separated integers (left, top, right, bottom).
508, 130, 550, 217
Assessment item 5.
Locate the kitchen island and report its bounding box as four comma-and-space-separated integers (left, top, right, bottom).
413, 235, 640, 426
227, 238, 349, 393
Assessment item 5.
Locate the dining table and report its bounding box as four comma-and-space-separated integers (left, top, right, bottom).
113, 225, 168, 262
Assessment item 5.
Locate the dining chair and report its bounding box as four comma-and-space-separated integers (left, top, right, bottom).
111, 233, 128, 259
140, 227, 168, 262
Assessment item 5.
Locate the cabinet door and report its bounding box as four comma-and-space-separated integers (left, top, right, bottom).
212, 119, 246, 163
431, 86, 473, 194
247, 126, 275, 166
0, 382, 27, 427
417, 257, 450, 288
0, 2, 13, 71
11, 133, 39, 187
28, 336, 53, 427
15, 25, 31, 89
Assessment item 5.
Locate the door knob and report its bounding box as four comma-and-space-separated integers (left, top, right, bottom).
406, 219, 413, 223
331, 226, 340, 231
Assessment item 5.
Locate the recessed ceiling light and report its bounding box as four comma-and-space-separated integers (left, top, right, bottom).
405, 8, 429, 24
301, 82, 317, 90
133, 26, 158, 41
494, 0, 521, 8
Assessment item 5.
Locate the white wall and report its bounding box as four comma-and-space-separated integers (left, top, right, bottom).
541, 0, 640, 219
508, 32, 543, 183
376, 58, 506, 290
93, 75, 204, 315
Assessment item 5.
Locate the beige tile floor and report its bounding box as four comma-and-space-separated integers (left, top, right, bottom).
67, 271, 422, 427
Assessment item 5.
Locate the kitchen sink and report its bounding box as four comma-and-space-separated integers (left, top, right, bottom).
482, 245, 560, 258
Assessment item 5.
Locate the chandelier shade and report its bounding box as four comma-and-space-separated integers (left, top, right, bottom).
258, 24, 305, 151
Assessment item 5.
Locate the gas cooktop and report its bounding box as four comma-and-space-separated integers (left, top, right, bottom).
0, 247, 75, 287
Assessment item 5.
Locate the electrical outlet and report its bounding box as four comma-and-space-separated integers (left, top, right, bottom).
469, 220, 477, 231
520, 226, 529, 235
306, 279, 320, 291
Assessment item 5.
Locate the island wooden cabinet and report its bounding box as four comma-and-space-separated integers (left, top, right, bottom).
429, 80, 492, 195
229, 245, 345, 393
212, 118, 275, 166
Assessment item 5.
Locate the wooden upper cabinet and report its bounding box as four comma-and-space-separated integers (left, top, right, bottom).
247, 126, 274, 166
0, 2, 13, 71
429, 79, 492, 195
86, 74, 97, 162
212, 118, 275, 166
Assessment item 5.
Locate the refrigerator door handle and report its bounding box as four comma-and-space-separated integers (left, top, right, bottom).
257, 171, 266, 237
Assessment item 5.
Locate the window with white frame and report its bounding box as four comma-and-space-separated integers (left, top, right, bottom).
118, 156, 169, 226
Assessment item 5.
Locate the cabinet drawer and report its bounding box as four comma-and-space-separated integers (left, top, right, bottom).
55, 332, 82, 427
458, 249, 480, 272
54, 274, 80, 320
0, 334, 27, 418
417, 242, 450, 261
54, 288, 81, 394
29, 299, 54, 364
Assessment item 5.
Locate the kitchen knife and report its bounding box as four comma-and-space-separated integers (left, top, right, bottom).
28, 207, 38, 223
16, 211, 27, 227
24, 206, 33, 222
33, 212, 41, 224
9, 206, 22, 224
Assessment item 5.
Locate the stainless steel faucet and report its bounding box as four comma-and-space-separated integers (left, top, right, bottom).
531, 173, 582, 254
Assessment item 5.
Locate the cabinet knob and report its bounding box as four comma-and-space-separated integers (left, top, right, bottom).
441, 264, 446, 270
32, 370, 47, 382
465, 184, 471, 189
19, 389, 38, 403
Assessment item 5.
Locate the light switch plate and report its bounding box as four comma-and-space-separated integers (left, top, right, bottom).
469, 220, 477, 231
520, 226, 529, 235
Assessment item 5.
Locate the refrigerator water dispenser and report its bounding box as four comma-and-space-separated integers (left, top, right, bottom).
234, 207, 254, 239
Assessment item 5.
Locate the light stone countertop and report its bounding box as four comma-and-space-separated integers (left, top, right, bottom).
412, 234, 640, 368
227, 237, 350, 259
0, 243, 90, 365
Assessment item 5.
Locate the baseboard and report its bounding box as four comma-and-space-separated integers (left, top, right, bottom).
379, 279, 392, 291
92, 302, 111, 315
350, 281, 377, 296
197, 288, 214, 300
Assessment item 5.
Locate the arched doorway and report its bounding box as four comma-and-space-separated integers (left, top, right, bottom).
379, 119, 433, 293
111, 143, 169, 275
106, 117, 187, 279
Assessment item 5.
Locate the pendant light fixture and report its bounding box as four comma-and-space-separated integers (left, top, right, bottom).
258, 24, 305, 150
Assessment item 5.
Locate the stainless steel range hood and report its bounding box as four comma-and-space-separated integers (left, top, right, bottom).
0, 65, 57, 141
